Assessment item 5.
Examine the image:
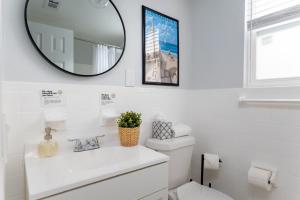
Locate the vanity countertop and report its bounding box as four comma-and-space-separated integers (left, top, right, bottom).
25, 144, 169, 200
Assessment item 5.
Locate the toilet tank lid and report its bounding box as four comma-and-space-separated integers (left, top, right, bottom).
146, 136, 195, 151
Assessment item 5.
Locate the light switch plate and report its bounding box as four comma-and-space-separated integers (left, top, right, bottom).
125, 69, 135, 87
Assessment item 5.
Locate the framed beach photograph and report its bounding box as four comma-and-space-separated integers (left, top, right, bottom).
142, 6, 179, 86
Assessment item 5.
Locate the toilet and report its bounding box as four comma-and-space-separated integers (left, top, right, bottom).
146, 136, 234, 200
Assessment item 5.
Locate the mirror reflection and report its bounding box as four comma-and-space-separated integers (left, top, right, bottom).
26, 0, 125, 76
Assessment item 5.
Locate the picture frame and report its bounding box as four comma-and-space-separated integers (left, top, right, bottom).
142, 6, 179, 86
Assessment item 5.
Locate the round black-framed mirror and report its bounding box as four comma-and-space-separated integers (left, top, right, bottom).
24, 0, 126, 77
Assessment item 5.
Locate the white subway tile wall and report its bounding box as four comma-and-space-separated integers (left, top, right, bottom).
189, 88, 300, 200
3, 81, 192, 200
4, 82, 300, 200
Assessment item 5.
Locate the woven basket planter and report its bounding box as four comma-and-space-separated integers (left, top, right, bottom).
119, 127, 140, 147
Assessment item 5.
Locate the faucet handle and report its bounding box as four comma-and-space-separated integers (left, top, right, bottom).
68, 138, 82, 148
68, 138, 81, 144
96, 135, 105, 145
68, 138, 83, 152
96, 134, 105, 140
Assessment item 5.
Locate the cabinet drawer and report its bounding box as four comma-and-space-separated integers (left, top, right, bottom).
140, 189, 168, 200
42, 162, 168, 200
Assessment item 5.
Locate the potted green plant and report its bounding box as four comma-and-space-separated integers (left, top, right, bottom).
117, 111, 142, 147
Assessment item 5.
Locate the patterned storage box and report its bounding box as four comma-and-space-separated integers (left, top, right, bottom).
152, 121, 174, 140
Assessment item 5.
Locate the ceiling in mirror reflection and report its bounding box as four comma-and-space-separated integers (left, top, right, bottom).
25, 0, 125, 76
27, 0, 124, 47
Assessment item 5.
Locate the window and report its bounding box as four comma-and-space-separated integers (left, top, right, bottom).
245, 0, 300, 87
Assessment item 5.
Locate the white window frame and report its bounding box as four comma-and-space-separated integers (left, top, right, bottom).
244, 3, 300, 88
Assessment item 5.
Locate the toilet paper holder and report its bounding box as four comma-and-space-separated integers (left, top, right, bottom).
250, 162, 278, 187
200, 154, 223, 187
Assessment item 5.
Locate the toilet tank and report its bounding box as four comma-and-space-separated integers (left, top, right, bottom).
146, 136, 195, 189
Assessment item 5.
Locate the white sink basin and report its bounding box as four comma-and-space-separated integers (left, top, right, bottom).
25, 144, 169, 200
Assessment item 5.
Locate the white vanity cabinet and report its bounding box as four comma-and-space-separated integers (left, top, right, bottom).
140, 189, 168, 200
41, 163, 168, 200
25, 145, 169, 200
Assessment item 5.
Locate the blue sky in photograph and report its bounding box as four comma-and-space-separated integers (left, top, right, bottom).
145, 9, 178, 47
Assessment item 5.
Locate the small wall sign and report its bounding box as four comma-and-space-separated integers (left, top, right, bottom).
41, 89, 65, 106
101, 93, 116, 106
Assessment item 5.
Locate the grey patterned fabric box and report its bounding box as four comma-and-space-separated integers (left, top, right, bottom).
152, 121, 175, 140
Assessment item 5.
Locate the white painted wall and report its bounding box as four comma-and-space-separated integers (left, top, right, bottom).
189, 0, 245, 89
2, 0, 193, 89
189, 87, 300, 200
0, 0, 5, 198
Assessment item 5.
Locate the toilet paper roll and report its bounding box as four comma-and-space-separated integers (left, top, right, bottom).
248, 167, 272, 191
204, 153, 220, 170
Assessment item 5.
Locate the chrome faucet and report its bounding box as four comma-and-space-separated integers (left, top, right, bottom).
69, 135, 105, 152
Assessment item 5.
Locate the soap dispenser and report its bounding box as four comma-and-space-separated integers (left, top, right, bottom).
38, 127, 58, 158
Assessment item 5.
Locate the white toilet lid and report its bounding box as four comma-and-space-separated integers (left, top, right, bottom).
177, 182, 234, 200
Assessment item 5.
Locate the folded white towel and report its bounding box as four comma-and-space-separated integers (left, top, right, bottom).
172, 124, 192, 138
